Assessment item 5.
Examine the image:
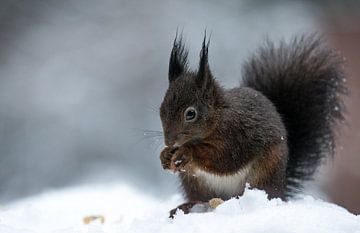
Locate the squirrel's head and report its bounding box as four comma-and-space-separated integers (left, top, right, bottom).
160, 34, 224, 147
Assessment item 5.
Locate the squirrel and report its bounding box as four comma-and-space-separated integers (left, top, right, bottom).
159, 33, 347, 218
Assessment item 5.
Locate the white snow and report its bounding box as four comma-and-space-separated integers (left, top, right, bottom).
0, 183, 359, 233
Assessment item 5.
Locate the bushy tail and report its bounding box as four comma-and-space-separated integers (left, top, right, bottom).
242, 35, 347, 195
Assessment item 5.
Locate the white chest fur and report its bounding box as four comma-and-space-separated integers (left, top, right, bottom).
195, 166, 251, 198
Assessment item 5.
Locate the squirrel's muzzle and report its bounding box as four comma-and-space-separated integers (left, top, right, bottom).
164, 130, 178, 147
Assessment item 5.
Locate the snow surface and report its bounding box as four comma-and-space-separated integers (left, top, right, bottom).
0, 183, 359, 233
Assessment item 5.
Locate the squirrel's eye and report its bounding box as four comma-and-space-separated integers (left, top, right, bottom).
184, 107, 197, 122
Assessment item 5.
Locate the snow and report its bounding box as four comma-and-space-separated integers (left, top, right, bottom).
0, 183, 359, 233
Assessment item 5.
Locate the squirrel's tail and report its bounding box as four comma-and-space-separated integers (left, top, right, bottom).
242, 35, 347, 196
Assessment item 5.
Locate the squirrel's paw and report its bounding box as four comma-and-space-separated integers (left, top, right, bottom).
169, 199, 222, 218
169, 201, 203, 218
170, 146, 192, 172
160, 146, 177, 170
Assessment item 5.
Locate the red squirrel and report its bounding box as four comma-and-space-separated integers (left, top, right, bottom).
159, 34, 346, 217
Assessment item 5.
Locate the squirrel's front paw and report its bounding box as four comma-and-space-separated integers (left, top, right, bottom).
170, 146, 192, 172
160, 146, 178, 170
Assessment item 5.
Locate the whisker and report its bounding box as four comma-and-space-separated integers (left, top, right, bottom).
131, 128, 163, 135
142, 131, 163, 139
131, 128, 164, 145
145, 104, 160, 114
142, 129, 163, 134
129, 130, 164, 152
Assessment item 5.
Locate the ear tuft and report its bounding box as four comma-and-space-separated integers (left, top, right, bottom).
168, 32, 189, 82
196, 31, 212, 89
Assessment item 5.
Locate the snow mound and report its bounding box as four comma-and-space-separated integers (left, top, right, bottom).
0, 183, 359, 233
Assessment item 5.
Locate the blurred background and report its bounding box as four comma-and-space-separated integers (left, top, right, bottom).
0, 0, 359, 213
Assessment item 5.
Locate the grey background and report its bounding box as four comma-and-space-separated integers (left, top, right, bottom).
0, 0, 320, 202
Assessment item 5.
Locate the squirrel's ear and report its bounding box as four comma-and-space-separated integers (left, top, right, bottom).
196, 34, 213, 89
168, 34, 188, 83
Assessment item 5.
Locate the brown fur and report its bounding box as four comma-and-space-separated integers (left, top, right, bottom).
248, 144, 287, 199
160, 36, 288, 216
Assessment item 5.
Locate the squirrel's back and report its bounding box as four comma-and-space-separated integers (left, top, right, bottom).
242, 35, 347, 195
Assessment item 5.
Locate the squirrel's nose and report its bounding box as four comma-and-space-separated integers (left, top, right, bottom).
165, 137, 176, 147
164, 131, 177, 147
